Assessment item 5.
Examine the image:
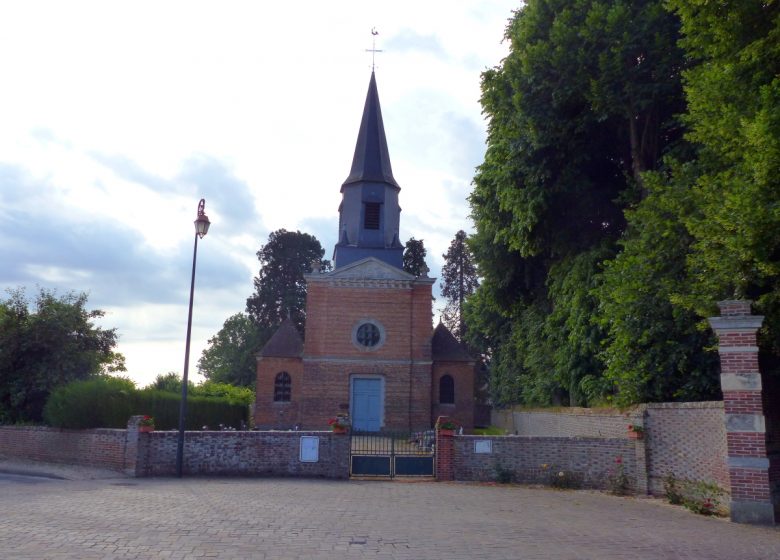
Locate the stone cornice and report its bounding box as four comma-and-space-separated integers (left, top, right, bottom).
708, 316, 765, 331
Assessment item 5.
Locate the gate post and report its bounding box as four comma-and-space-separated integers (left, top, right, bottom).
435, 416, 455, 481
709, 300, 775, 525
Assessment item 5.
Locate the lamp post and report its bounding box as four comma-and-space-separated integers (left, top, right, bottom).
176, 198, 211, 478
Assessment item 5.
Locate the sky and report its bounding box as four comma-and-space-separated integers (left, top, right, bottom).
0, 1, 515, 387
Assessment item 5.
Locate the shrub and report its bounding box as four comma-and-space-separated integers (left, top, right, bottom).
136, 389, 247, 430
663, 472, 725, 516
43, 378, 248, 430
43, 376, 137, 429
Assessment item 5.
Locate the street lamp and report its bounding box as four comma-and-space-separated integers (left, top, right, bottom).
176, 198, 211, 478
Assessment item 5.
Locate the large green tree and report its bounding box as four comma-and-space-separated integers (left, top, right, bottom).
440, 230, 479, 341
197, 313, 263, 387
668, 0, 780, 362
245, 229, 331, 334
0, 288, 125, 423
466, 0, 687, 406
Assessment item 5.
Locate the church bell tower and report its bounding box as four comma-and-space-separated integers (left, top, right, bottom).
333, 71, 404, 269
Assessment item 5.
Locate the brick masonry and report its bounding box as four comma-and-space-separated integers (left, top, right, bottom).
451, 435, 637, 490
0, 419, 350, 479
138, 429, 350, 478
709, 300, 777, 525
0, 425, 126, 470
256, 265, 475, 432
492, 402, 729, 496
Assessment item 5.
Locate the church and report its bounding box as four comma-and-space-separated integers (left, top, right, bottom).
254, 72, 475, 432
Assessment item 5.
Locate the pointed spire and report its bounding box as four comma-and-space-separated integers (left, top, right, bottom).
342, 71, 399, 189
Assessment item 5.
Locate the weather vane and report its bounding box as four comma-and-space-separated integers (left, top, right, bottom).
366, 27, 382, 71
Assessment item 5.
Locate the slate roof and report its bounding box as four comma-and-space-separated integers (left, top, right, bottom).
431, 322, 473, 362
260, 317, 303, 358
342, 71, 399, 189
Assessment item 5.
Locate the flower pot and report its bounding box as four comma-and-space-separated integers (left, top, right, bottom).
332, 426, 347, 434
627, 430, 643, 440
139, 425, 154, 433
438, 429, 454, 437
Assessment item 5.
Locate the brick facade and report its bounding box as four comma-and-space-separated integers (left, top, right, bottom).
432, 361, 475, 430
255, 258, 475, 432
255, 356, 303, 429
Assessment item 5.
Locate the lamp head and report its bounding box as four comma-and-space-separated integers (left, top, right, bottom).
194, 198, 210, 239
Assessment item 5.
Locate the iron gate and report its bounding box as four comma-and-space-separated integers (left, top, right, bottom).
350, 430, 435, 478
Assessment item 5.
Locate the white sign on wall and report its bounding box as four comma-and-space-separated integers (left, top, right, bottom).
474, 440, 493, 454
299, 436, 320, 462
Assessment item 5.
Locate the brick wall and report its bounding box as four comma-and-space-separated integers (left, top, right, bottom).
0, 426, 127, 471
493, 407, 641, 438
139, 430, 350, 478
493, 402, 728, 496
0, 425, 350, 479
452, 435, 636, 490
645, 402, 729, 494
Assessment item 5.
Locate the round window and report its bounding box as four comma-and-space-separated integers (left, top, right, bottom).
356, 322, 381, 347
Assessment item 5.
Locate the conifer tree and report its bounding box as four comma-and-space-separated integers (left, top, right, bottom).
402, 237, 428, 277
245, 229, 331, 334
440, 230, 479, 340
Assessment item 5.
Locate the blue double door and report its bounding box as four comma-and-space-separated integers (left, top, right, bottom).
351, 378, 382, 432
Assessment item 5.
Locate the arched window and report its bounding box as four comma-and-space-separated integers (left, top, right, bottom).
439, 375, 454, 404
274, 372, 291, 402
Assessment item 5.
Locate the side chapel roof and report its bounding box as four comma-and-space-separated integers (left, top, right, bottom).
260, 317, 303, 358
431, 322, 473, 362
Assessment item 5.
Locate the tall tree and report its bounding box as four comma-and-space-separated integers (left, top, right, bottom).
466, 0, 687, 406
197, 313, 263, 387
245, 229, 331, 334
440, 230, 479, 340
0, 288, 125, 423
668, 0, 780, 363
402, 237, 428, 277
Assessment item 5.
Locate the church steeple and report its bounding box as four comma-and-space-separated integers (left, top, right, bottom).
342, 71, 399, 189
334, 71, 403, 269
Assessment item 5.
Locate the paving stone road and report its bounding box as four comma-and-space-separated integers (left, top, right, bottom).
1, 474, 779, 559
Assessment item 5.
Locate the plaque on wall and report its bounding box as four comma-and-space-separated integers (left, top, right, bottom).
300, 436, 320, 462
474, 440, 492, 454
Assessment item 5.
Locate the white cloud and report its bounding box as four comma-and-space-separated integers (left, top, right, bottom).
0, 1, 513, 387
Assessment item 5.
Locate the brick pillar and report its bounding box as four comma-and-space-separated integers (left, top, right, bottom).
435, 416, 454, 481
124, 415, 146, 477
629, 407, 649, 496
709, 300, 775, 525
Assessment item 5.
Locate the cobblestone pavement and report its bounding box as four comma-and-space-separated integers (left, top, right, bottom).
1, 475, 779, 559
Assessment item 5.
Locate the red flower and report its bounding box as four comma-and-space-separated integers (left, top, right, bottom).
615, 456, 623, 464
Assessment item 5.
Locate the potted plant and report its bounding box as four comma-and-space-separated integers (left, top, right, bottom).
436, 419, 458, 436
328, 414, 349, 434
627, 424, 644, 440
139, 415, 155, 433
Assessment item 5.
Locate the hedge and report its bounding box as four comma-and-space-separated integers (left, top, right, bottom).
43, 377, 248, 430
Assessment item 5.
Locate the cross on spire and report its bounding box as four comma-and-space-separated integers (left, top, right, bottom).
366, 27, 382, 71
